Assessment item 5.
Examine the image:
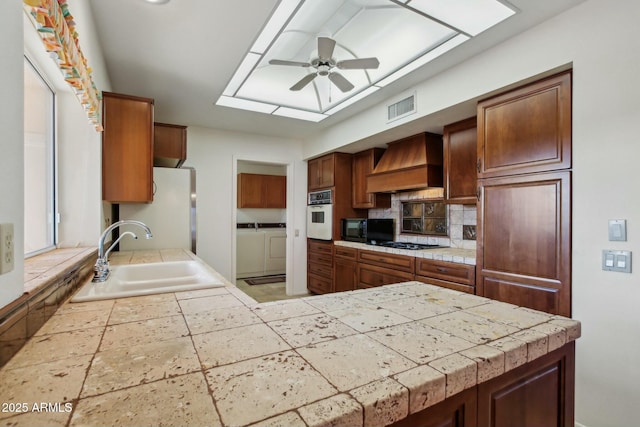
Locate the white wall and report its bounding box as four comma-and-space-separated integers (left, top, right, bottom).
0, 1, 25, 307
305, 1, 639, 425
183, 126, 308, 295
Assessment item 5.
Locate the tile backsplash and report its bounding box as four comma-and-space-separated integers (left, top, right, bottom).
369, 188, 477, 250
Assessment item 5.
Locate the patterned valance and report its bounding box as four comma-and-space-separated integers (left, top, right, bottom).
24, 0, 103, 131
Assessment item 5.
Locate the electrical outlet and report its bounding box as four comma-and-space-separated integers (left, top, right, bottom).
0, 223, 15, 274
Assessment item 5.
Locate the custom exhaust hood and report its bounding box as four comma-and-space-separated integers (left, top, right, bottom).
366, 132, 443, 193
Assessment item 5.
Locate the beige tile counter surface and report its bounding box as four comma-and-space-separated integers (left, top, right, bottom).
334, 240, 477, 265
0, 250, 579, 427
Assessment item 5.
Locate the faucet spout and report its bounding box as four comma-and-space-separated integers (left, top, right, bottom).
93, 220, 153, 283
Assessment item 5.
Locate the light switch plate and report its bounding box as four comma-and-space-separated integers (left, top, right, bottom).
608, 219, 627, 241
0, 223, 15, 274
602, 249, 632, 273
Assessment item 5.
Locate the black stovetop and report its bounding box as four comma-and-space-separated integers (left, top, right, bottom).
369, 241, 449, 250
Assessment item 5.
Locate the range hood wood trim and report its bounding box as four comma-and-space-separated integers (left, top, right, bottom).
366, 132, 443, 193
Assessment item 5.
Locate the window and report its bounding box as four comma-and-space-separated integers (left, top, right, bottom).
23, 57, 56, 256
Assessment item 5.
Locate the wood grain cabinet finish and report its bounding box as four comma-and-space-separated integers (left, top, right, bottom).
237, 173, 286, 209
307, 239, 334, 294
308, 154, 337, 190
356, 250, 414, 289
334, 246, 357, 292
351, 148, 391, 209
477, 71, 572, 178
391, 388, 477, 427
101, 92, 154, 203
415, 259, 476, 294
444, 117, 478, 205
153, 122, 186, 168
477, 171, 571, 316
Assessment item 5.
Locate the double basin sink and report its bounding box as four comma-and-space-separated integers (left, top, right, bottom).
71, 260, 224, 302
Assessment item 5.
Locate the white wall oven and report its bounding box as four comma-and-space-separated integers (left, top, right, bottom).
306, 189, 332, 240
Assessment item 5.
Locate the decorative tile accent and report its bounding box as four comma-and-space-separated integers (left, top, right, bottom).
463, 225, 477, 240
350, 378, 409, 427
205, 351, 336, 426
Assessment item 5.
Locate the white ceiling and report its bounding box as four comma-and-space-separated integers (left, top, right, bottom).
88, 0, 584, 140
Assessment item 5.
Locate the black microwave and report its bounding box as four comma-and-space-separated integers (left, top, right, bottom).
341, 218, 366, 242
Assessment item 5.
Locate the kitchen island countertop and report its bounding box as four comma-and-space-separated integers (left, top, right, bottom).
0, 249, 579, 426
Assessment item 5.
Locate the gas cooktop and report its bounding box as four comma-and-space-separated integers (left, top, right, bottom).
370, 241, 449, 250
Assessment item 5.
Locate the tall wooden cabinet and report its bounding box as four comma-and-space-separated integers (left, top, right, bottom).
351, 148, 391, 209
444, 117, 477, 205
102, 92, 154, 203
476, 71, 572, 317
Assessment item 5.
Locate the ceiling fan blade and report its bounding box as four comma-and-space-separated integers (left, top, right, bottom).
269, 59, 311, 67
290, 73, 318, 91
328, 72, 354, 92
317, 37, 336, 60
337, 57, 380, 70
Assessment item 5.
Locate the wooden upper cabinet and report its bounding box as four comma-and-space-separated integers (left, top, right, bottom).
477, 71, 572, 178
308, 154, 336, 190
154, 122, 186, 168
352, 148, 391, 209
102, 92, 154, 203
237, 173, 286, 209
444, 117, 478, 205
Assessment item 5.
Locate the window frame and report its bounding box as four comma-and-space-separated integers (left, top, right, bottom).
23, 54, 58, 258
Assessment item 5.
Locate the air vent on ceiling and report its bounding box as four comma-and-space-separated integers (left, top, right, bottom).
387, 93, 416, 122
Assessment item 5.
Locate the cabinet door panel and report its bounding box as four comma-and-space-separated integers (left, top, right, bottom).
478, 72, 571, 178
334, 258, 357, 292
477, 171, 571, 316
477, 343, 575, 427
444, 117, 477, 204
391, 388, 476, 427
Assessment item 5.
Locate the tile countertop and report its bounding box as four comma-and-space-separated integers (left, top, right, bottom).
335, 240, 477, 265
0, 250, 579, 427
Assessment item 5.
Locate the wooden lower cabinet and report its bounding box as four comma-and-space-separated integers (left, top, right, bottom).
477, 171, 571, 316
357, 249, 414, 289
307, 239, 333, 294
416, 259, 475, 294
391, 342, 575, 427
334, 246, 357, 292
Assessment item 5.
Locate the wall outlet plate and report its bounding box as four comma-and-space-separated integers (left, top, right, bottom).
0, 223, 15, 274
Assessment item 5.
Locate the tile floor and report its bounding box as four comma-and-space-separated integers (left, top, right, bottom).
235, 279, 309, 303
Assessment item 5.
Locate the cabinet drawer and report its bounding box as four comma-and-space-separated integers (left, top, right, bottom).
308, 252, 333, 266
357, 264, 414, 289
308, 274, 332, 294
308, 239, 333, 256
415, 259, 475, 286
334, 246, 357, 260
415, 276, 475, 294
308, 261, 333, 279
358, 250, 414, 273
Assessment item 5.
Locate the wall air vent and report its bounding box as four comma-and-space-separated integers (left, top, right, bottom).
387, 93, 416, 123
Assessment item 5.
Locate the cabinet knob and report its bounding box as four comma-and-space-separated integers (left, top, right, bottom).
437, 267, 448, 273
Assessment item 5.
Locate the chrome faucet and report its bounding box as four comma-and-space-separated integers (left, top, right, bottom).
92, 220, 153, 282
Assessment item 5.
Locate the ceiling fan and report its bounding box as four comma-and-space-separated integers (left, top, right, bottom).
269, 37, 380, 93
